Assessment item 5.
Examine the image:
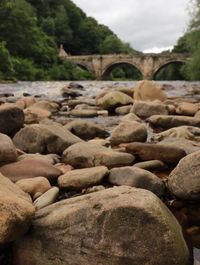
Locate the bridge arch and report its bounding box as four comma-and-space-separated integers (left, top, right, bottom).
102, 61, 143, 80
153, 59, 187, 80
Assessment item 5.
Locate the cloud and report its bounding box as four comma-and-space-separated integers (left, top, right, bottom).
72, 0, 190, 52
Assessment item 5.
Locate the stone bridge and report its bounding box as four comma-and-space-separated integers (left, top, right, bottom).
59, 47, 190, 80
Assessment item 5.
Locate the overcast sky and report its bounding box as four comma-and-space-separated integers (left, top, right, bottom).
72, 0, 190, 53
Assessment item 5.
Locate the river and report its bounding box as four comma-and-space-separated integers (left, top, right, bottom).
0, 80, 200, 265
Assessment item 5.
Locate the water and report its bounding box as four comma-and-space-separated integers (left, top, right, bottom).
0, 80, 199, 101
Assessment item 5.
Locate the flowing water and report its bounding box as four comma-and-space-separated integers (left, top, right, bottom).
0, 80, 200, 265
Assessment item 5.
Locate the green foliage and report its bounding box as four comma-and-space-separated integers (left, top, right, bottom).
105, 64, 142, 80
174, 0, 200, 80
0, 0, 135, 81
154, 63, 187, 80
0, 41, 15, 80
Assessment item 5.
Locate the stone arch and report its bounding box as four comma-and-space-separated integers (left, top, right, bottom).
75, 62, 93, 74
102, 61, 143, 80
153, 59, 187, 79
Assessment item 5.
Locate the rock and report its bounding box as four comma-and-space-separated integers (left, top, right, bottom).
115, 105, 132, 115
110, 121, 147, 146
168, 151, 200, 200
58, 166, 109, 190
63, 120, 109, 140
16, 96, 36, 109
12, 186, 191, 265
126, 142, 186, 164
33, 187, 59, 210
0, 133, 17, 165
29, 100, 59, 113
133, 80, 167, 101
16, 177, 51, 199
67, 99, 95, 108
17, 153, 60, 165
159, 138, 200, 154
0, 173, 35, 244
24, 107, 51, 124
148, 115, 200, 129
88, 139, 110, 147
176, 102, 199, 116
0, 104, 24, 136
61, 87, 82, 98
70, 109, 98, 117
96, 91, 133, 112
62, 142, 135, 168
67, 82, 84, 89
134, 160, 166, 171
121, 112, 142, 123
131, 101, 169, 119
84, 185, 105, 194
109, 166, 164, 196
152, 126, 200, 142
0, 159, 62, 183
54, 164, 73, 174
195, 110, 200, 119
13, 123, 82, 155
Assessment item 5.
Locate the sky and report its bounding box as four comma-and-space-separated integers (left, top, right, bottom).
72, 0, 190, 53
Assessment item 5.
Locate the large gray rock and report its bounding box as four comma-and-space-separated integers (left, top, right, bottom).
110, 121, 147, 146
126, 142, 186, 164
0, 133, 17, 165
12, 186, 191, 265
0, 173, 35, 244
58, 166, 109, 190
62, 142, 135, 168
109, 166, 164, 196
64, 120, 109, 140
168, 151, 200, 200
96, 91, 133, 112
13, 123, 82, 155
131, 101, 169, 119
0, 104, 24, 135
148, 115, 200, 129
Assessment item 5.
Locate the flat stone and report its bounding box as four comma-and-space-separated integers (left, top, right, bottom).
33, 187, 59, 210
126, 142, 186, 164
58, 166, 109, 190
0, 133, 17, 165
62, 142, 135, 169
109, 166, 164, 196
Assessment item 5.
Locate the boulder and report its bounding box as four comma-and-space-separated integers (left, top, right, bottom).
131, 101, 169, 119
109, 166, 164, 196
168, 151, 200, 200
126, 142, 186, 164
58, 166, 109, 190
0, 173, 35, 244
134, 160, 166, 171
13, 123, 82, 155
110, 121, 147, 146
12, 186, 191, 265
96, 91, 133, 112
62, 142, 135, 168
17, 153, 60, 165
133, 80, 167, 101
148, 115, 200, 129
70, 109, 98, 117
0, 104, 24, 136
29, 100, 59, 113
0, 133, 17, 165
115, 105, 132, 115
24, 107, 51, 124
176, 102, 199, 116
0, 159, 62, 183
121, 112, 142, 123
152, 126, 200, 142
16, 177, 51, 199
63, 120, 109, 140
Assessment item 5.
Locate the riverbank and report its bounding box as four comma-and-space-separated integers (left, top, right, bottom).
0, 80, 200, 264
